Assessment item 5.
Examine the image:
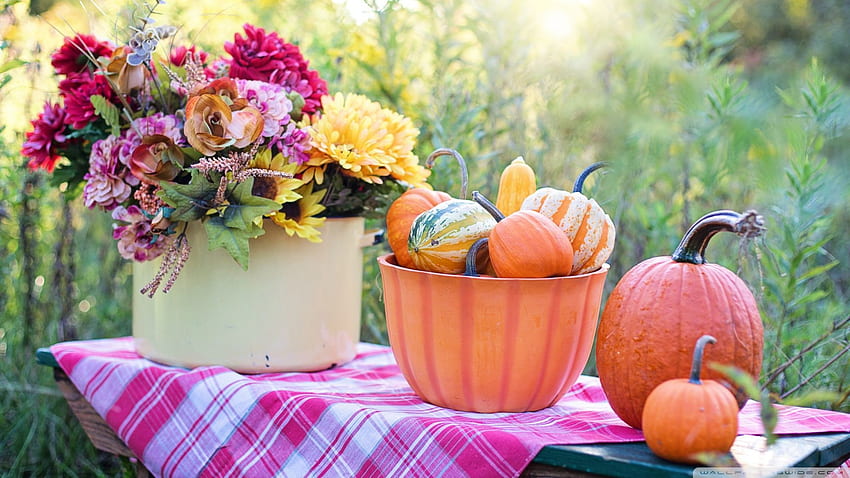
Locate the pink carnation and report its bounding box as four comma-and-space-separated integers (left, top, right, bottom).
235, 79, 293, 138
112, 205, 170, 261
21, 102, 69, 172
51, 34, 114, 76
224, 24, 327, 115
83, 136, 133, 210
270, 123, 310, 165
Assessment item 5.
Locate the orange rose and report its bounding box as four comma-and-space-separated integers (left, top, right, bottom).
184, 93, 264, 156
130, 134, 184, 183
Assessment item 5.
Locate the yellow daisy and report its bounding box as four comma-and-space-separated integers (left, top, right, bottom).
248, 149, 304, 206
271, 183, 327, 243
300, 93, 430, 188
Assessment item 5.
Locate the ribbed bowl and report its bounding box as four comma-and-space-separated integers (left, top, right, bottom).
377, 254, 609, 413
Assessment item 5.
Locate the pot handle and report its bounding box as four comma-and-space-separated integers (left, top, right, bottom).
359, 229, 385, 248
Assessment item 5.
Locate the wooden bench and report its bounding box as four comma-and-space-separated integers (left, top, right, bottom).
37, 348, 850, 477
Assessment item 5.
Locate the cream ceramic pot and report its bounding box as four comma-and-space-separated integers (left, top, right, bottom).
133, 217, 375, 373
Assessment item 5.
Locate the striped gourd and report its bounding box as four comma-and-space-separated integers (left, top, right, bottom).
521, 163, 615, 274
408, 199, 496, 274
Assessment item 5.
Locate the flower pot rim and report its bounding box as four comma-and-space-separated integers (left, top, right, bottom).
377, 253, 609, 281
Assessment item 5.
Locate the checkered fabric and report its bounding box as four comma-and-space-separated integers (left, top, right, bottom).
52, 338, 850, 478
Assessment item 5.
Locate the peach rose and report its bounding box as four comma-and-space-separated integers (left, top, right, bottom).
129, 134, 185, 183
184, 93, 264, 156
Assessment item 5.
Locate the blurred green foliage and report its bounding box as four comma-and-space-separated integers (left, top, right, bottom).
1, 0, 849, 474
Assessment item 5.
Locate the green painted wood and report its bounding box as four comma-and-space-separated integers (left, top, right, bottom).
533, 433, 850, 477
35, 347, 59, 368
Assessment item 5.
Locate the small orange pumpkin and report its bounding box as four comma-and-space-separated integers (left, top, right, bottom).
386, 188, 451, 269
473, 191, 573, 278
495, 156, 536, 216
642, 335, 739, 464
521, 162, 615, 274
596, 209, 765, 429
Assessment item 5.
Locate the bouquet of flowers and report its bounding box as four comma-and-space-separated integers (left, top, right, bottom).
21, 6, 431, 295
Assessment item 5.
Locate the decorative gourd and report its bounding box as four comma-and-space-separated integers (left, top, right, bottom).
521, 162, 614, 274
642, 335, 739, 464
595, 209, 765, 429
386, 188, 451, 269
473, 191, 573, 278
495, 156, 536, 216
407, 149, 495, 274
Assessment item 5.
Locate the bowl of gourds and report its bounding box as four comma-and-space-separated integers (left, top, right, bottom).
378, 149, 615, 413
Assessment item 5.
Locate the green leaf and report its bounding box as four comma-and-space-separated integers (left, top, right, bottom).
221, 178, 281, 230
711, 363, 778, 445
203, 216, 265, 270
90, 95, 121, 137
0, 59, 26, 74
157, 171, 219, 222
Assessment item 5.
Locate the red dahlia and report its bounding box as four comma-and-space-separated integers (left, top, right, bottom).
51, 34, 114, 76
224, 24, 327, 115
21, 102, 69, 172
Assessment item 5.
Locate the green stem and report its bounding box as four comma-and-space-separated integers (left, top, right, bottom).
689, 335, 717, 384
671, 210, 765, 264
426, 148, 469, 199
471, 191, 505, 222
572, 162, 608, 193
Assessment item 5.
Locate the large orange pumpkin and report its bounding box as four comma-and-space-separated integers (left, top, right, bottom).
595, 209, 765, 429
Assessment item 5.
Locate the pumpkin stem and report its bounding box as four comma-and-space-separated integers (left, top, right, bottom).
426, 148, 469, 200
689, 335, 718, 384
471, 191, 505, 222
671, 210, 766, 264
572, 162, 608, 193
464, 237, 489, 277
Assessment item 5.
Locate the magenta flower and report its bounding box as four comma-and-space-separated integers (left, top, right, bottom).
62, 73, 119, 129
169, 45, 209, 67
270, 123, 311, 165
21, 102, 69, 172
112, 205, 170, 261
224, 24, 327, 115
51, 34, 114, 76
235, 79, 293, 138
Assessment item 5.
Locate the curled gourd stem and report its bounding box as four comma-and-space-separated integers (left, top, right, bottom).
572, 162, 608, 193
464, 237, 489, 277
471, 191, 505, 222
426, 148, 469, 200
689, 335, 717, 384
672, 210, 766, 264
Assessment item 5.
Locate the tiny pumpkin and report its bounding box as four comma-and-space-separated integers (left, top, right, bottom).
386, 188, 451, 269
596, 209, 766, 429
495, 156, 537, 216
521, 162, 614, 274
407, 149, 495, 274
473, 191, 573, 278
642, 335, 739, 464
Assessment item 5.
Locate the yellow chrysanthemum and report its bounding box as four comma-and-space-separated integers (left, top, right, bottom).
270, 183, 327, 243
248, 149, 304, 206
300, 93, 431, 188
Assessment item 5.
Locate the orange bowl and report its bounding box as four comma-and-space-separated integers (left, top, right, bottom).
377, 254, 609, 413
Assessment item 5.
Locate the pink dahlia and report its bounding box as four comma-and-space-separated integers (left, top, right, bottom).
224, 24, 327, 115
21, 102, 69, 172
51, 34, 114, 76
83, 136, 133, 210
112, 205, 170, 261
62, 73, 120, 129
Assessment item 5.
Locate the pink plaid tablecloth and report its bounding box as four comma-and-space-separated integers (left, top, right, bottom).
52, 338, 850, 478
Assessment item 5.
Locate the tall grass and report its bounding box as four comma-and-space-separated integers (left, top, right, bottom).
1, 0, 848, 474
